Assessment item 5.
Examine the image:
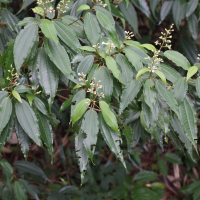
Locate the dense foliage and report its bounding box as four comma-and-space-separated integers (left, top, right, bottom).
0, 0, 200, 199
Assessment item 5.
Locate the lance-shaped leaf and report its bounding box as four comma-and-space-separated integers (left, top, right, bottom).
72, 98, 90, 126
14, 85, 32, 94
105, 56, 121, 82
196, 77, 200, 98
136, 68, 150, 80
75, 131, 89, 185
140, 44, 156, 52
44, 38, 72, 77
164, 50, 191, 70
154, 70, 166, 84
99, 101, 119, 134
150, 0, 160, 18
33, 97, 49, 116
93, 66, 113, 103
77, 4, 90, 11
14, 22, 38, 73
98, 113, 126, 169
14, 181, 27, 200
186, 0, 198, 17
14, 161, 49, 182
12, 90, 22, 103
53, 20, 81, 51
84, 12, 101, 45
179, 97, 198, 151
36, 48, 59, 109
115, 54, 134, 85
81, 109, 99, 163
77, 55, 94, 74
119, 80, 141, 114
15, 99, 41, 146
155, 80, 179, 116
0, 159, 13, 174
40, 19, 58, 44
173, 77, 188, 104
160, 1, 173, 22
15, 118, 31, 159
79, 46, 96, 52
35, 109, 53, 160
59, 95, 73, 114
187, 14, 198, 40
0, 97, 12, 134
187, 65, 198, 81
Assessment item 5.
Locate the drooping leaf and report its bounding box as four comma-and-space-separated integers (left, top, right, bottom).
186, 0, 198, 17
77, 55, 94, 74
17, 0, 35, 14
172, 0, 182, 28
12, 90, 22, 103
160, 1, 173, 22
150, 0, 160, 18
14, 181, 28, 200
187, 14, 199, 40
99, 100, 119, 134
154, 70, 166, 84
136, 68, 150, 80
15, 99, 41, 146
133, 171, 158, 183
14, 22, 38, 72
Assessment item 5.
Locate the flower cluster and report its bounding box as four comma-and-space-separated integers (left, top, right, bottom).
113, 0, 123, 7
87, 78, 104, 98
197, 54, 200, 60
57, 0, 70, 14
148, 65, 157, 73
93, 0, 107, 7
36, 0, 55, 14
92, 43, 100, 49
125, 31, 134, 40
78, 72, 88, 84
102, 41, 116, 54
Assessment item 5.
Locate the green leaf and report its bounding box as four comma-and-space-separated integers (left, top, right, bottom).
44, 38, 72, 78
0, 91, 8, 102
163, 153, 182, 164
196, 77, 200, 98
53, 20, 81, 51
84, 12, 101, 45
158, 159, 168, 178
26, 94, 34, 106
59, 95, 73, 114
15, 118, 31, 159
15, 99, 41, 146
12, 90, 22, 103
75, 131, 89, 185
2, 187, 12, 200
40, 19, 58, 44
187, 14, 198, 40
72, 98, 90, 126
154, 70, 166, 84
140, 44, 156, 52
77, 55, 94, 74
17, 0, 35, 14
77, 4, 90, 11
14, 22, 38, 73
33, 97, 49, 116
82, 109, 99, 162
0, 97, 12, 134
0, 159, 13, 174
119, 79, 141, 114
59, 185, 79, 195
14, 181, 27, 200
150, 0, 160, 18
98, 113, 126, 169
160, 1, 173, 22
122, 125, 133, 142
79, 46, 96, 52
115, 54, 134, 85
14, 85, 32, 94
174, 77, 188, 104
105, 56, 121, 82
136, 68, 150, 80
186, 0, 198, 17
14, 161, 49, 182
164, 50, 191, 70
172, 0, 182, 28
134, 171, 158, 182
99, 101, 119, 134
32, 6, 44, 16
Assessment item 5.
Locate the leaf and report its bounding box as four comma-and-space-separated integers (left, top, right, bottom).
15, 118, 31, 159
40, 19, 58, 44
140, 44, 156, 52
187, 14, 198, 40
59, 95, 73, 114
158, 159, 168, 178
14, 85, 32, 94
77, 55, 94, 74
115, 54, 134, 85
172, 0, 182, 28
14, 22, 38, 73
17, 0, 35, 14
72, 98, 90, 126
0, 159, 13, 174
122, 125, 133, 142
33, 97, 49, 116
174, 77, 188, 104
160, 1, 173, 22
164, 50, 191, 70
187, 65, 198, 82
163, 153, 182, 164
59, 185, 79, 195
32, 6, 44, 16
196, 77, 200, 98
154, 70, 166, 84
75, 131, 89, 185
14, 181, 27, 200
119, 80, 141, 114
15, 99, 41, 146
155, 80, 179, 115
179, 97, 198, 151
44, 38, 72, 78
79, 46, 96, 52
77, 4, 90, 11
81, 109, 99, 162
37, 48, 59, 109
105, 56, 121, 82
186, 0, 198, 17
0, 91, 8, 102
136, 68, 150, 80
134, 171, 158, 182
53, 20, 81, 51
12, 90, 22, 103
14, 161, 49, 182
84, 12, 101, 45
0, 97, 12, 134
93, 66, 113, 103
150, 0, 160, 18
98, 113, 126, 169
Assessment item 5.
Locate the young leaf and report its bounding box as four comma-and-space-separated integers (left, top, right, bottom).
40, 19, 58, 44
140, 44, 156, 52
79, 46, 96, 52
72, 98, 90, 126
77, 4, 90, 11
105, 56, 121, 82
14, 181, 28, 200
15, 99, 41, 146
12, 90, 22, 103
14, 22, 38, 73
186, 65, 198, 81
77, 55, 94, 74
32, 6, 44, 16
99, 101, 119, 134
154, 70, 166, 84
136, 68, 150, 80
59, 95, 73, 114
